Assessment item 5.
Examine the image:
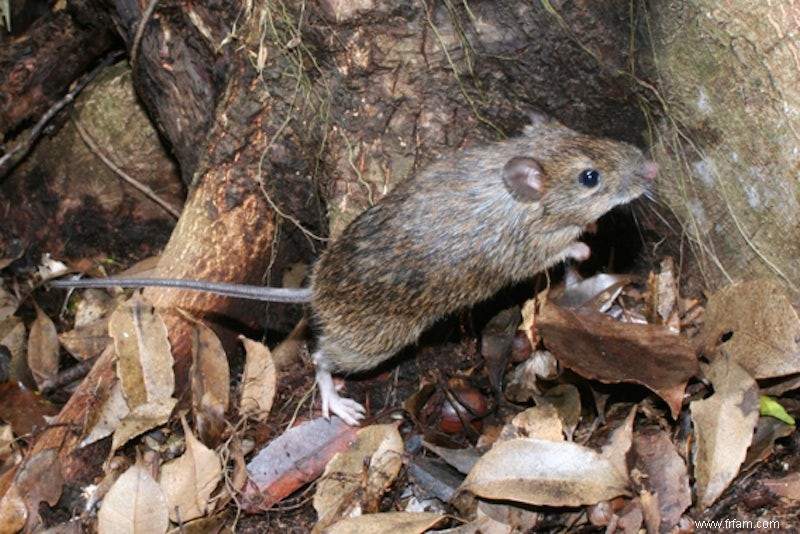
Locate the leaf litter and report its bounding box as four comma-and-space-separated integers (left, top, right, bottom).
0, 257, 798, 532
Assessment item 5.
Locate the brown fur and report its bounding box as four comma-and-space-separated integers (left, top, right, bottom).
311, 117, 655, 373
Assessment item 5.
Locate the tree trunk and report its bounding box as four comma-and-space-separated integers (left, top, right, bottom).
645, 0, 800, 302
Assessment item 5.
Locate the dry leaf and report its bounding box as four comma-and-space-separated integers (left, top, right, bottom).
0, 317, 29, 387
499, 404, 564, 442
538, 303, 698, 418
112, 398, 177, 452
504, 350, 559, 401
601, 407, 636, 479
0, 482, 27, 534
0, 425, 15, 465
461, 438, 630, 507
107, 296, 177, 450
0, 286, 20, 321
314, 423, 404, 531
165, 512, 233, 534
694, 279, 800, 380
98, 457, 169, 534
13, 448, 63, 532
481, 306, 520, 392
540, 384, 581, 440
646, 257, 680, 330
0, 382, 59, 437
72, 288, 118, 327
109, 295, 174, 408
239, 336, 276, 420
244, 417, 358, 511
691, 356, 759, 508
325, 512, 445, 534
422, 442, 483, 475
553, 272, 637, 311
58, 318, 112, 362
476, 500, 542, 532
80, 373, 129, 448
189, 322, 229, 445
762, 473, 800, 501
630, 427, 691, 531
27, 302, 60, 389
159, 417, 223, 523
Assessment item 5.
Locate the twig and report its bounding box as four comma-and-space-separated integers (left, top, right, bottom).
131, 0, 161, 68
40, 358, 97, 395
73, 119, 182, 219
0, 50, 124, 178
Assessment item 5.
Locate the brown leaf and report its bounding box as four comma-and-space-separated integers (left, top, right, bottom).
111, 398, 177, 452
325, 512, 445, 534
460, 438, 630, 507
239, 336, 276, 421
14, 448, 63, 532
762, 473, 800, 501
422, 441, 483, 475
631, 427, 691, 531
189, 322, 229, 446
601, 407, 636, 479
645, 257, 680, 329
0, 482, 27, 534
0, 382, 59, 437
97, 456, 169, 534
109, 295, 174, 408
243, 417, 358, 511
691, 357, 760, 508
553, 272, 638, 311
540, 384, 581, 440
0, 285, 20, 320
58, 318, 112, 362
0, 317, 33, 388
27, 303, 60, 389
538, 303, 698, 418
80, 374, 129, 448
72, 287, 118, 328
105, 296, 177, 451
694, 279, 800, 380
499, 404, 564, 442
314, 424, 404, 530
159, 417, 223, 523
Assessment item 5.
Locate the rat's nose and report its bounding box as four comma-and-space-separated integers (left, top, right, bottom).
642, 161, 659, 180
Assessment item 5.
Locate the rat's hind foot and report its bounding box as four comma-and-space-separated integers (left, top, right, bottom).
313, 350, 366, 426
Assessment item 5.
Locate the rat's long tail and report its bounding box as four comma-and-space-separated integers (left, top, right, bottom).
49, 277, 312, 303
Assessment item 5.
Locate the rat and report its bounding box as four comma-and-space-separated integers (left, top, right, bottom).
51, 113, 658, 425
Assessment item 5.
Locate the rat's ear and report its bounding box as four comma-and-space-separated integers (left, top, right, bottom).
503, 157, 546, 202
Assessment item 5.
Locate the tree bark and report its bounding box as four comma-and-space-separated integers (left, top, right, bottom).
645, 1, 800, 302
0, 1, 117, 139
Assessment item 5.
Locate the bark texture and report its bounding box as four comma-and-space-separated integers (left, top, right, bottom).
646, 1, 800, 301
0, 1, 117, 138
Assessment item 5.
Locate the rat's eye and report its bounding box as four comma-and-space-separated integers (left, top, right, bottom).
578, 169, 600, 188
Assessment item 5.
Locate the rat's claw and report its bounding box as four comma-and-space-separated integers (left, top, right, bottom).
328, 396, 366, 426
314, 350, 365, 426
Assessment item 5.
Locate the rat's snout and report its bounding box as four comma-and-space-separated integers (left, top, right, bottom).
642, 160, 659, 180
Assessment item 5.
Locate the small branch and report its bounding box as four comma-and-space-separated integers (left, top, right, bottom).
0, 50, 124, 178
39, 358, 97, 395
73, 119, 182, 219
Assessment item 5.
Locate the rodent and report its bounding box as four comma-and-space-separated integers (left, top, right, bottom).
51, 113, 658, 425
